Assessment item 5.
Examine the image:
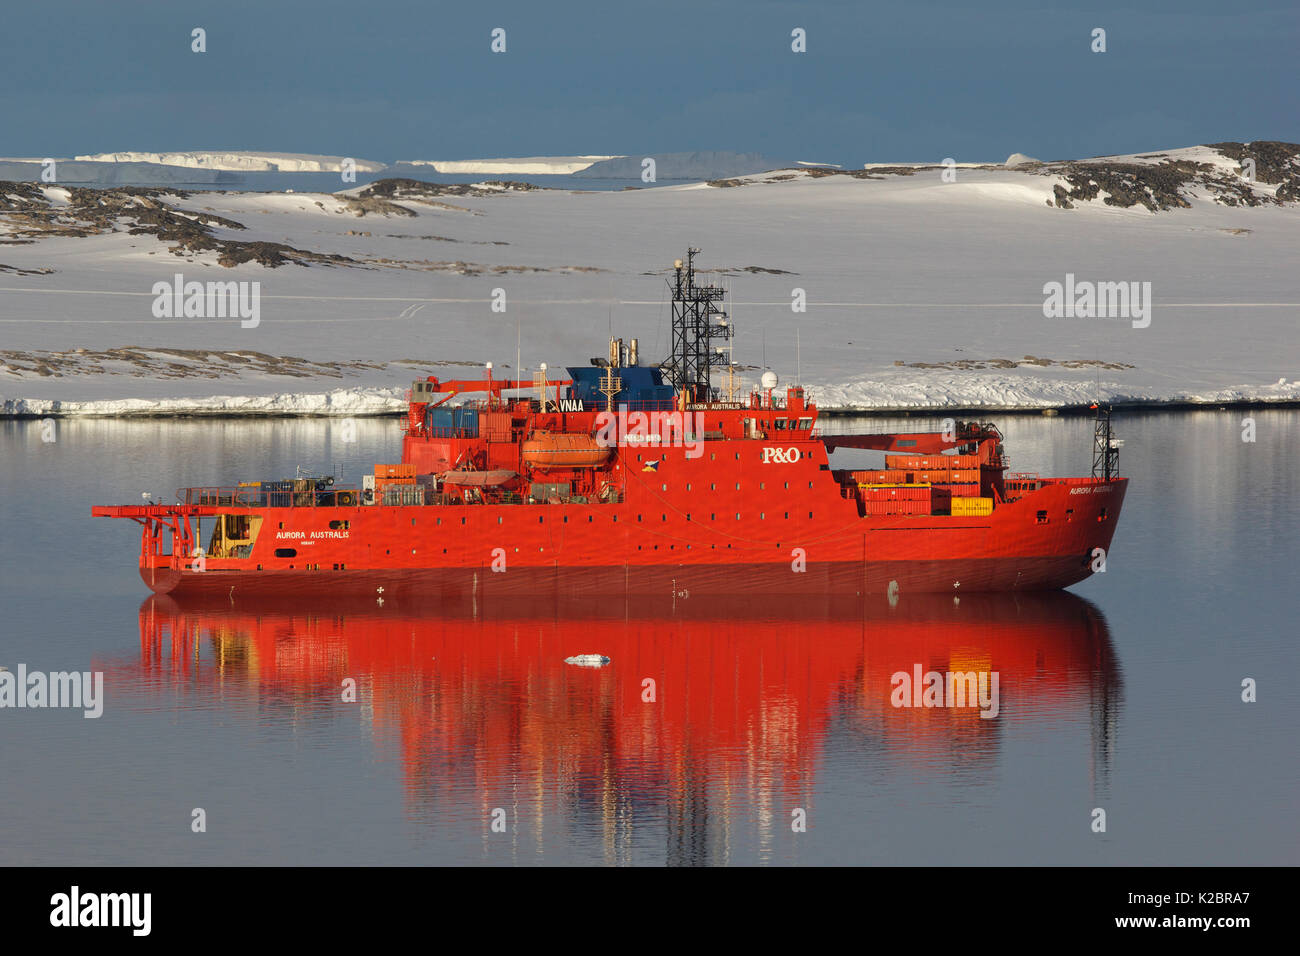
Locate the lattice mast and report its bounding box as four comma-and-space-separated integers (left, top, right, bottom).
1091, 403, 1121, 480
662, 248, 734, 403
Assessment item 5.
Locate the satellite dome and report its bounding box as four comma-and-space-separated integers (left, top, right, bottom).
760, 370, 779, 390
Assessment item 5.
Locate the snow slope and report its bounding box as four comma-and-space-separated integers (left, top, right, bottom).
2, 143, 1297, 416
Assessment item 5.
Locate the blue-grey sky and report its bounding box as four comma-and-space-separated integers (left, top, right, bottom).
1, 0, 1295, 165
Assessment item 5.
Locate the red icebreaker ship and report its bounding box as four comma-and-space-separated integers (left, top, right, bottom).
93, 249, 1127, 598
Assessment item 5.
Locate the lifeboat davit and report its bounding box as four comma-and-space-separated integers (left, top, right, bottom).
521, 430, 613, 468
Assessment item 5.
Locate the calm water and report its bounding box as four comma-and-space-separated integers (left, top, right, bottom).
0, 411, 1296, 865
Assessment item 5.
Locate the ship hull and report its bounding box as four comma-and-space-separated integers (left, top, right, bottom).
138, 478, 1127, 598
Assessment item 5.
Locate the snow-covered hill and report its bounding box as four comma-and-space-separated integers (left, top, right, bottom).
2, 141, 1296, 416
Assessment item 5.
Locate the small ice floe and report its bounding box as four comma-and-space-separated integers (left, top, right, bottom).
564, 654, 610, 668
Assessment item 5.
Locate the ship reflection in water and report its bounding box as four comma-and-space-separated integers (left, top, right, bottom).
119, 577, 1122, 864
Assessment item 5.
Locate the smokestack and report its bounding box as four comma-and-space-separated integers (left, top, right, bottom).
629, 338, 638, 366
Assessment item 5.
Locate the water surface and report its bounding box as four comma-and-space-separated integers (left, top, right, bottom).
0, 411, 1295, 865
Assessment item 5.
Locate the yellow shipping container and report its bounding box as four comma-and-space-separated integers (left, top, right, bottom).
951, 496, 993, 516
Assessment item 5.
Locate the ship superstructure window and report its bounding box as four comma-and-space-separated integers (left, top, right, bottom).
275, 548, 296, 558
328, 520, 350, 530
798, 418, 812, 429
1037, 510, 1049, 524
775, 420, 786, 430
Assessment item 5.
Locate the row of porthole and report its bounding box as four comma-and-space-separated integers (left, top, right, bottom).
667, 481, 810, 491
634, 450, 816, 463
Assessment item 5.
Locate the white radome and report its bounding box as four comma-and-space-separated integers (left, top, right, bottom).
761, 370, 779, 390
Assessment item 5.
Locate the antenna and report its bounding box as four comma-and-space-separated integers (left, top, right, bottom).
797, 329, 801, 385
516, 317, 521, 379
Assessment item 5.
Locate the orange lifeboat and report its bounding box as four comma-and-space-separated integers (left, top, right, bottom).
521, 430, 613, 469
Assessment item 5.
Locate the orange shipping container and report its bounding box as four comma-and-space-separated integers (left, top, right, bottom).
375, 463, 416, 479
886, 454, 980, 470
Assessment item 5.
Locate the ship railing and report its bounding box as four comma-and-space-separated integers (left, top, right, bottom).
177, 486, 365, 508
178, 486, 265, 507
